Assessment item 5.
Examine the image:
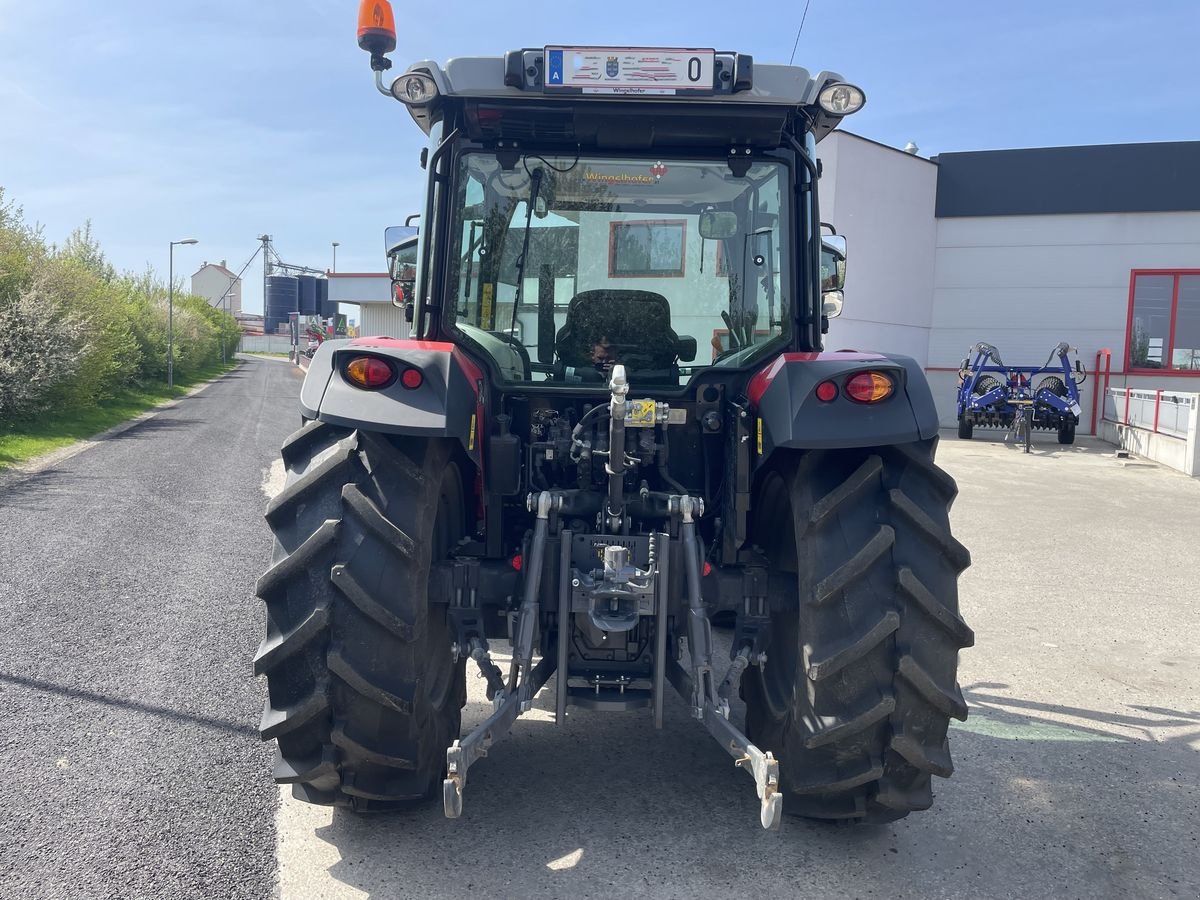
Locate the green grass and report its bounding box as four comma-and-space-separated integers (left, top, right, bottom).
0, 362, 239, 471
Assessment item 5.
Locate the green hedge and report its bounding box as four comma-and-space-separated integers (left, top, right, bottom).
0, 189, 240, 423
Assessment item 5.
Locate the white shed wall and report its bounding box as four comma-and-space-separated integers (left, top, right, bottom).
359, 303, 411, 340
328, 274, 410, 340
817, 132, 938, 366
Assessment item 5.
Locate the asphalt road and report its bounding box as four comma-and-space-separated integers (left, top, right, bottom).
3, 358, 1198, 899
0, 357, 301, 899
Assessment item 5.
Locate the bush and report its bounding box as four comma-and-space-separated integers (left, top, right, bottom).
0, 270, 94, 418
0, 188, 240, 425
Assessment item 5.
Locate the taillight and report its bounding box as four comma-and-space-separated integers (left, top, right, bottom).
344, 355, 396, 389
845, 371, 894, 403
815, 380, 838, 402
400, 367, 423, 390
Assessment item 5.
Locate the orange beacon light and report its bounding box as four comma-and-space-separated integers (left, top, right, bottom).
357, 1, 397, 58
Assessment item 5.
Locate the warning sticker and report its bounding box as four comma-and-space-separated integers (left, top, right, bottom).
481, 284, 494, 330
629, 399, 657, 427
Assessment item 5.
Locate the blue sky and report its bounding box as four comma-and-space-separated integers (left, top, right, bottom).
2, 0, 1197, 314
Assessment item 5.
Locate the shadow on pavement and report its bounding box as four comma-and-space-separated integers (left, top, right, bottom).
0, 469, 105, 508
105, 418, 201, 438
943, 429, 1118, 460
291, 681, 1198, 899
0, 671, 258, 738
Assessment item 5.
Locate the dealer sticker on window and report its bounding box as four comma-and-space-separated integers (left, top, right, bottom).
544, 47, 715, 95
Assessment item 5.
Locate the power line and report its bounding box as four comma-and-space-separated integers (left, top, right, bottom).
788, 0, 814, 66
215, 245, 263, 309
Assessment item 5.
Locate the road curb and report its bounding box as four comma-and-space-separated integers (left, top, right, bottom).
4, 362, 245, 478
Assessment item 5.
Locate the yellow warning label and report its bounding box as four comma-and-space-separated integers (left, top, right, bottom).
468, 414, 477, 451
481, 284, 494, 330
756, 417, 763, 455
629, 399, 656, 426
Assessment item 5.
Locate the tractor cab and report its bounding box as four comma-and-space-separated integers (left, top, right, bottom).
362, 31, 860, 392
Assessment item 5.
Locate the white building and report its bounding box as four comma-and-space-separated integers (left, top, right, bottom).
190, 261, 242, 318
819, 133, 1200, 431
327, 272, 408, 339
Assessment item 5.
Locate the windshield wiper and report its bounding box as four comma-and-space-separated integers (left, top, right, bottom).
508, 167, 544, 337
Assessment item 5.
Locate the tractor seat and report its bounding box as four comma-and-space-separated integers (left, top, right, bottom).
554, 290, 695, 382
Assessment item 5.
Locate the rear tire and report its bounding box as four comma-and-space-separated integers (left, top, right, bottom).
957, 417, 973, 440
742, 439, 973, 823
1058, 419, 1076, 445
255, 420, 467, 810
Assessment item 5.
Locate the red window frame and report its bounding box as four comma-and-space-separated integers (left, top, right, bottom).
714, 240, 729, 277
1125, 269, 1200, 375
608, 219, 687, 278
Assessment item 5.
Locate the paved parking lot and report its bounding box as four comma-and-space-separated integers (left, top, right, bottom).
277, 430, 1200, 900
4, 361, 1197, 899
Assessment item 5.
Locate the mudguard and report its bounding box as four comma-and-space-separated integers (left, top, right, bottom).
300, 337, 483, 450
749, 351, 939, 455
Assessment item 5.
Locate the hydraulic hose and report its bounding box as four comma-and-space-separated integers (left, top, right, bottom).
569, 404, 609, 461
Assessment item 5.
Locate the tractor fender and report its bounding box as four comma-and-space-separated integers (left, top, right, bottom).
749, 351, 939, 455
300, 337, 483, 451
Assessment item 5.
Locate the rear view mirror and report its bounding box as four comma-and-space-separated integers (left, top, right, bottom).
820, 235, 847, 318
822, 290, 844, 319
820, 235, 846, 291
699, 210, 738, 240
386, 226, 420, 301
392, 264, 416, 310
384, 224, 418, 257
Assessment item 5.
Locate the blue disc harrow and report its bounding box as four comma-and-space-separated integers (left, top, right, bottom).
955, 341, 1085, 450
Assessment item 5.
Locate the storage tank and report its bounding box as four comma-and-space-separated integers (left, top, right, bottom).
297, 274, 318, 316
264, 275, 299, 334
316, 277, 336, 320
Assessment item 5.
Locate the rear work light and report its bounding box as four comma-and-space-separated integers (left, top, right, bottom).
844, 371, 894, 404
344, 355, 396, 389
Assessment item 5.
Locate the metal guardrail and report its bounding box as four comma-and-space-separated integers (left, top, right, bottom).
1103, 387, 1197, 439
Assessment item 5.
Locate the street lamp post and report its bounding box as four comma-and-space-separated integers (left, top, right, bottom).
221, 272, 236, 366
168, 238, 199, 390
332, 241, 340, 273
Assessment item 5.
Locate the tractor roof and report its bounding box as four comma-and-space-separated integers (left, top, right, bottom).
396, 50, 852, 146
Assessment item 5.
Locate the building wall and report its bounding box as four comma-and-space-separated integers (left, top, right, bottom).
927, 209, 1200, 426
328, 274, 409, 340
191, 267, 241, 317
816, 132, 938, 366
359, 303, 411, 340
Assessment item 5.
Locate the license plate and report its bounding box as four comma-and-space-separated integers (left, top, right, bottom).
544, 47, 715, 94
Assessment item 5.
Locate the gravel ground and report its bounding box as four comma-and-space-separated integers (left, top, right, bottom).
0, 357, 301, 900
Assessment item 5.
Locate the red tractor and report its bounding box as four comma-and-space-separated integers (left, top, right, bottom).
254, 3, 972, 830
